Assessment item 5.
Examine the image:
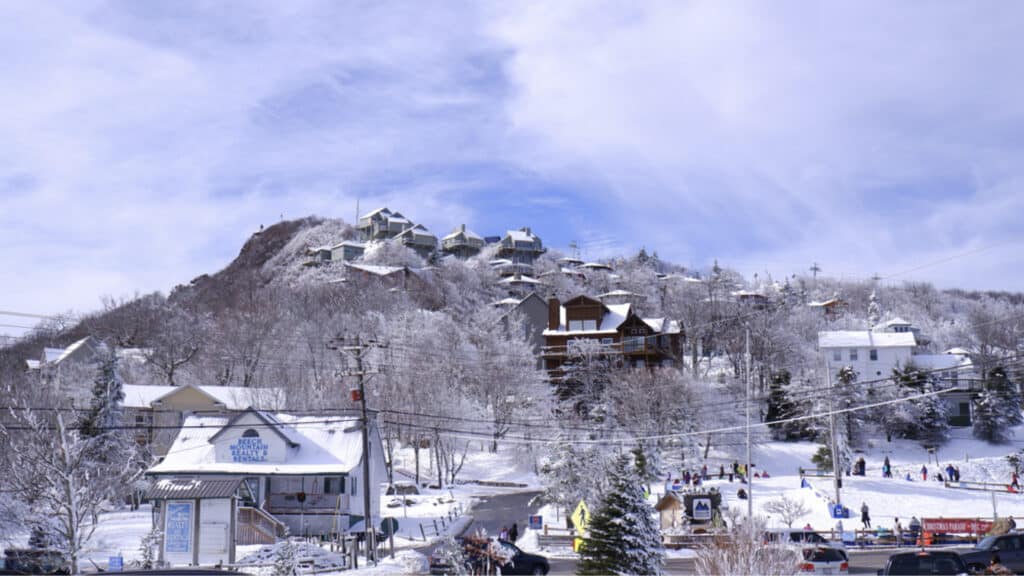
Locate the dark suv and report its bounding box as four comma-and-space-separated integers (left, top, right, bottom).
877, 550, 967, 575
430, 539, 549, 575
959, 533, 1024, 573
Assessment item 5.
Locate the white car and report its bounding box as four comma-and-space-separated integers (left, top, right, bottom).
798, 546, 849, 575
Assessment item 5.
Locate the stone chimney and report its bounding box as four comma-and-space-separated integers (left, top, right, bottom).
548, 297, 560, 330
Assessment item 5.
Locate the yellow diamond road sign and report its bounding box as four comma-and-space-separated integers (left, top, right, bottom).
571, 499, 590, 533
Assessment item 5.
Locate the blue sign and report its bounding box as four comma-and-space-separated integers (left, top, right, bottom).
165, 502, 193, 554
230, 437, 269, 463
529, 515, 543, 530
830, 504, 850, 519
108, 557, 123, 572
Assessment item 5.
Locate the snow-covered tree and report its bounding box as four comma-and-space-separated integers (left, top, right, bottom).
0, 410, 108, 574
868, 290, 881, 328
577, 454, 663, 576
974, 367, 1021, 443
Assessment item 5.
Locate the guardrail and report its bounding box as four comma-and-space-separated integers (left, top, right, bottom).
945, 480, 1019, 493
416, 504, 466, 541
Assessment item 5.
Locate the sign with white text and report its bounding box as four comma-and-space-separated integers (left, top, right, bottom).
165, 502, 193, 554
230, 436, 269, 463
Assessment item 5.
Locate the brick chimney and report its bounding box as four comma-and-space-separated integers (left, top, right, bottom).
548, 297, 560, 330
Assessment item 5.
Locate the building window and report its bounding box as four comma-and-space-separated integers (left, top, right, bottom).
324, 477, 346, 494
351, 476, 357, 496
569, 319, 597, 331
242, 428, 260, 438
849, 349, 858, 361
634, 359, 646, 368
624, 337, 644, 353
869, 349, 878, 361
832, 350, 841, 362
601, 337, 613, 345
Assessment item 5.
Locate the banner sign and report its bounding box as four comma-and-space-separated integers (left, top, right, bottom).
921, 518, 993, 534
165, 502, 193, 553
230, 436, 269, 463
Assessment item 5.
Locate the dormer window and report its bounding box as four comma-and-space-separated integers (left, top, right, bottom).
568, 319, 597, 331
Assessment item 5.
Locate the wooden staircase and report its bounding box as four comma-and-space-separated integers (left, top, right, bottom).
237, 506, 287, 545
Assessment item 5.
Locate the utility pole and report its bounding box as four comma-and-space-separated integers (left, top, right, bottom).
330, 334, 378, 564
826, 361, 842, 507
745, 328, 753, 521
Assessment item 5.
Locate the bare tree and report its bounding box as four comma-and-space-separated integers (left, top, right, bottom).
1, 409, 107, 574
764, 495, 811, 528
695, 517, 800, 576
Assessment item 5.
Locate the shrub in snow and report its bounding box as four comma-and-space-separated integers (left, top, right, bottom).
138, 528, 162, 569
272, 537, 300, 576
695, 519, 800, 576
576, 454, 663, 576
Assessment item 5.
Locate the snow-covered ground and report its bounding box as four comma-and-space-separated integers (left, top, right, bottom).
19, 430, 1024, 573
708, 426, 1024, 532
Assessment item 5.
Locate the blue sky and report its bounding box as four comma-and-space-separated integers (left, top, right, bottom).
2, 1, 1024, 336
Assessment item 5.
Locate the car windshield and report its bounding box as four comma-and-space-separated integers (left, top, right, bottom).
978, 536, 999, 550
803, 547, 846, 562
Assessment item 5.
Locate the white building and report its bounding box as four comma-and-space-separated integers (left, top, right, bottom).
819, 329, 978, 426
146, 408, 387, 565
818, 330, 917, 380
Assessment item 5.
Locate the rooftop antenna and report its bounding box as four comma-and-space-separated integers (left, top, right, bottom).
355, 198, 360, 226
569, 240, 579, 260
810, 262, 822, 279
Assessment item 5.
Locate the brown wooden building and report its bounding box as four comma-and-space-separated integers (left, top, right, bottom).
542, 295, 682, 380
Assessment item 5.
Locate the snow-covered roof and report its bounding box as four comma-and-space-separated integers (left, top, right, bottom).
911, 354, 973, 371
25, 359, 40, 370
43, 347, 65, 363
359, 207, 390, 220
580, 262, 613, 271
557, 257, 583, 266
506, 229, 537, 243
492, 297, 521, 307
884, 317, 911, 327
643, 317, 665, 332
817, 331, 917, 349
489, 258, 513, 267
121, 384, 285, 410
808, 298, 844, 307
148, 412, 366, 476
945, 347, 972, 356
331, 240, 365, 249
598, 289, 640, 298
498, 275, 543, 285
542, 301, 632, 336
345, 263, 405, 276
443, 225, 483, 242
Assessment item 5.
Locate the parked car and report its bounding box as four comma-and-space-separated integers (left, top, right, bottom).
959, 532, 1024, 573
429, 537, 549, 575
877, 550, 968, 575
798, 546, 849, 575
765, 529, 845, 550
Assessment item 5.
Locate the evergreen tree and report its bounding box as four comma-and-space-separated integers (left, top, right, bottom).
973, 367, 1021, 443
916, 378, 950, 446
765, 370, 809, 440
577, 454, 663, 576
631, 443, 663, 495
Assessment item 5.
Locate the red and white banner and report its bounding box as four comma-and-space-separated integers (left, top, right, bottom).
921, 518, 994, 534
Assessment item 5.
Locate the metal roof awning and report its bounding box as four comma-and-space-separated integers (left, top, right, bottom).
145, 478, 242, 500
